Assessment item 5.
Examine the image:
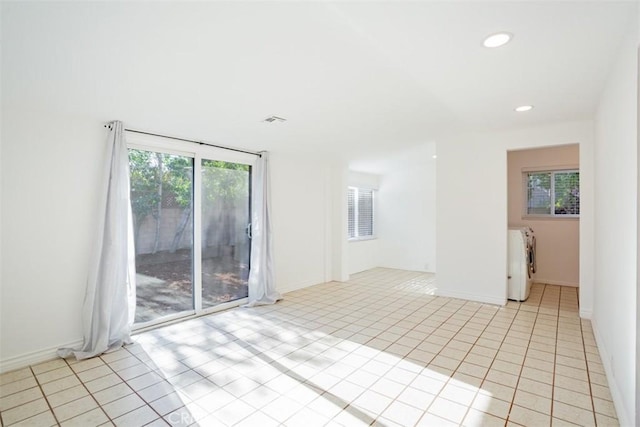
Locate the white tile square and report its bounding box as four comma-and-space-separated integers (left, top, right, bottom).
380, 400, 424, 426
60, 408, 109, 427
242, 385, 280, 409
194, 388, 235, 413
397, 386, 436, 410
0, 377, 38, 398
47, 385, 89, 408
261, 395, 303, 422
553, 401, 597, 426
31, 359, 68, 375
352, 390, 393, 416
369, 377, 406, 399
138, 381, 177, 403
92, 383, 134, 406
0, 368, 33, 386
82, 373, 121, 394
112, 405, 159, 427
439, 382, 477, 406
53, 395, 98, 422
212, 398, 257, 425
0, 387, 43, 411
1, 398, 50, 425
101, 393, 146, 419
149, 391, 188, 416
428, 397, 468, 424
463, 408, 506, 427
513, 389, 551, 415
288, 408, 329, 427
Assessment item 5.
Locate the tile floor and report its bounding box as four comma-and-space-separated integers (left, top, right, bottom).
0, 268, 619, 426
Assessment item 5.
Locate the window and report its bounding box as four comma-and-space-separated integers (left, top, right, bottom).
525, 170, 579, 217
348, 187, 375, 240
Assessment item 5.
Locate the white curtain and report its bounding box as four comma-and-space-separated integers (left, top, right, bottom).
59, 121, 136, 359
244, 151, 281, 307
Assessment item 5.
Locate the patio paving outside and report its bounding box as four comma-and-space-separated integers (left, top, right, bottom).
134, 249, 249, 323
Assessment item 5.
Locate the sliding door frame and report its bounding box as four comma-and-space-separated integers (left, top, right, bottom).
127, 132, 256, 331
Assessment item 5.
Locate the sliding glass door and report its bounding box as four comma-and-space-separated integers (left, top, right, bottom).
129, 150, 194, 324
128, 147, 252, 326
201, 160, 251, 309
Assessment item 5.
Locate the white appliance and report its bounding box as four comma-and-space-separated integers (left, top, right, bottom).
508, 227, 536, 301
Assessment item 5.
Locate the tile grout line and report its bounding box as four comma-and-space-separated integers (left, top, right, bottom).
28, 365, 61, 427
446, 301, 517, 427
577, 289, 598, 426
0, 273, 618, 427
61, 347, 169, 426
550, 284, 561, 425
99, 351, 160, 423
58, 357, 115, 426
505, 283, 553, 425
415, 297, 515, 425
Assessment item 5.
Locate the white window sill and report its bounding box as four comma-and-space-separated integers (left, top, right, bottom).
522, 215, 579, 221
348, 236, 377, 242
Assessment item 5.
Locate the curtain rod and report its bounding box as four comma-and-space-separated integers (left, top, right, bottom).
104, 124, 262, 157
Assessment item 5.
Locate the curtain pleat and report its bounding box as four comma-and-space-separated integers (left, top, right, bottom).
244, 152, 281, 307
58, 121, 136, 359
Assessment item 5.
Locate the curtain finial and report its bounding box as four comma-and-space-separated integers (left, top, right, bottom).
104, 120, 121, 131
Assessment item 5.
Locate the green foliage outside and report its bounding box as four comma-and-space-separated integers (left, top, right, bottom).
554, 172, 579, 215
527, 171, 579, 215
128, 149, 250, 253
201, 160, 249, 206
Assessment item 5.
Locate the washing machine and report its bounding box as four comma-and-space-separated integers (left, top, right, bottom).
508, 227, 535, 301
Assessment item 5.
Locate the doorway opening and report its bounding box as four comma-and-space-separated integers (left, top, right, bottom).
506, 144, 580, 302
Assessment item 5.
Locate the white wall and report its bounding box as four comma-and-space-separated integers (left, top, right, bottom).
436, 121, 594, 307
637, 9, 640, 426
377, 142, 437, 273
1, 110, 107, 370
507, 145, 580, 286
593, 13, 638, 426
0, 112, 340, 371
347, 171, 380, 275
0, 2, 3, 366
270, 152, 339, 293
637, 19, 640, 427
0, 1, 345, 371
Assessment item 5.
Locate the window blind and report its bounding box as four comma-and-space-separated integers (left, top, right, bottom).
348, 187, 375, 239
526, 170, 579, 217
348, 188, 356, 238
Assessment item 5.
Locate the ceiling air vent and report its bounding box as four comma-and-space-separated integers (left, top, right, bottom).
263, 116, 287, 123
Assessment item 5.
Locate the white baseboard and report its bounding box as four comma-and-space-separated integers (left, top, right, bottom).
579, 308, 593, 319
533, 278, 579, 287
437, 289, 506, 306
278, 278, 324, 295
590, 317, 633, 427
0, 339, 82, 374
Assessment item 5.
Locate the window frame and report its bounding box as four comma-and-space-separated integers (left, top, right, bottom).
348, 186, 376, 241
523, 168, 580, 219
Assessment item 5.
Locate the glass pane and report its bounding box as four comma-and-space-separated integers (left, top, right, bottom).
358, 189, 374, 237
554, 171, 580, 215
129, 149, 194, 323
201, 160, 251, 308
527, 172, 551, 215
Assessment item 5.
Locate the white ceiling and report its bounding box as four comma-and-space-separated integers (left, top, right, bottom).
2, 1, 635, 170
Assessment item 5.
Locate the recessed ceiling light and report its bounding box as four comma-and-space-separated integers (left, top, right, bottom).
514, 105, 534, 112
432, 155, 437, 159
483, 32, 512, 48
